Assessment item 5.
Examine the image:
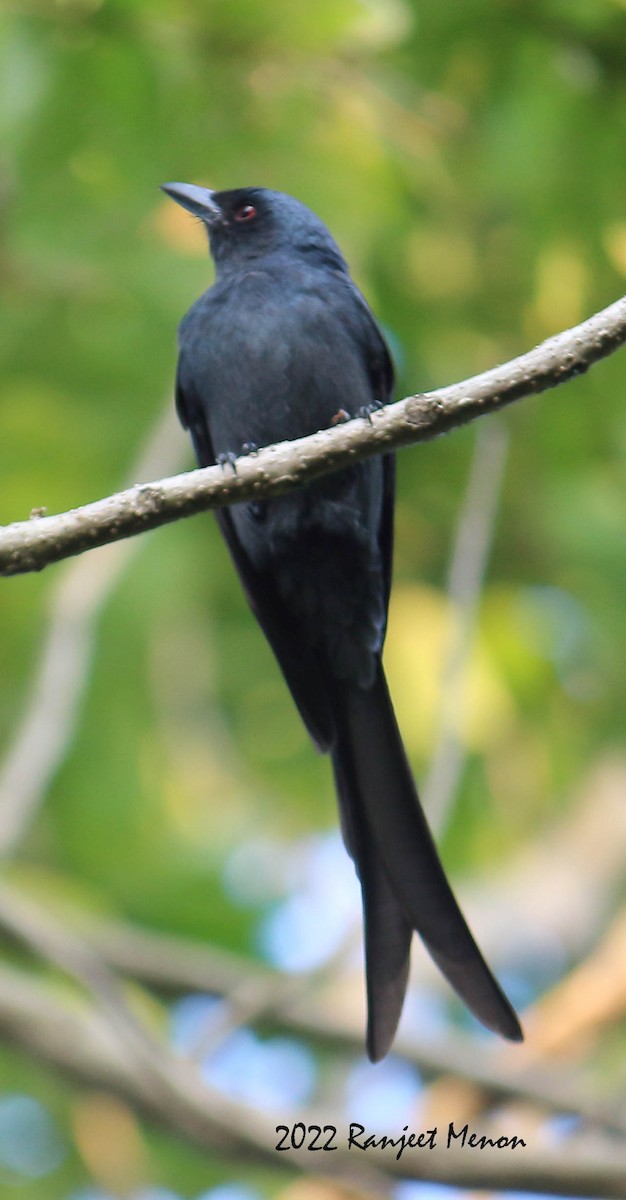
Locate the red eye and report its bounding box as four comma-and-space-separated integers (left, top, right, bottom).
234, 203, 257, 223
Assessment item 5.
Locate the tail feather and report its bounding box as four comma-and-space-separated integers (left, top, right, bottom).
332, 663, 522, 1051
361, 864, 412, 1061
332, 753, 412, 1061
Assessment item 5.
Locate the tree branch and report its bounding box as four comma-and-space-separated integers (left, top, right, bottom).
1, 294, 626, 577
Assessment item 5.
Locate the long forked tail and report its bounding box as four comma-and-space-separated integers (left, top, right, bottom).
331, 662, 522, 1060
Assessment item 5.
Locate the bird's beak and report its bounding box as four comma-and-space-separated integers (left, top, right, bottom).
160, 182, 222, 223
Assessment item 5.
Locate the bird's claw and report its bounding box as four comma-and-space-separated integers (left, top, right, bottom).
358, 400, 384, 425
217, 451, 238, 473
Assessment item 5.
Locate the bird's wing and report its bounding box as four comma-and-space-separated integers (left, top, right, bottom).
176, 368, 334, 750
323, 276, 396, 622
340, 275, 395, 405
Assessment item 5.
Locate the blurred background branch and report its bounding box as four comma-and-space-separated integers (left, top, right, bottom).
425, 419, 509, 835
0, 953, 624, 1196
0, 403, 184, 859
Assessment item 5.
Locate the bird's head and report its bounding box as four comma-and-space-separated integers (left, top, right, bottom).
160, 182, 347, 276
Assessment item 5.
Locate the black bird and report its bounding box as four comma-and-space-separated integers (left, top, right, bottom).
162, 182, 523, 1060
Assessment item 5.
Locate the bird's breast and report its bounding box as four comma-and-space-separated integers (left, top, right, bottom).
182, 271, 374, 455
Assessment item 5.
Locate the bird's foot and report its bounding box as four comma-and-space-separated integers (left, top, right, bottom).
357, 400, 384, 425
217, 451, 239, 473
